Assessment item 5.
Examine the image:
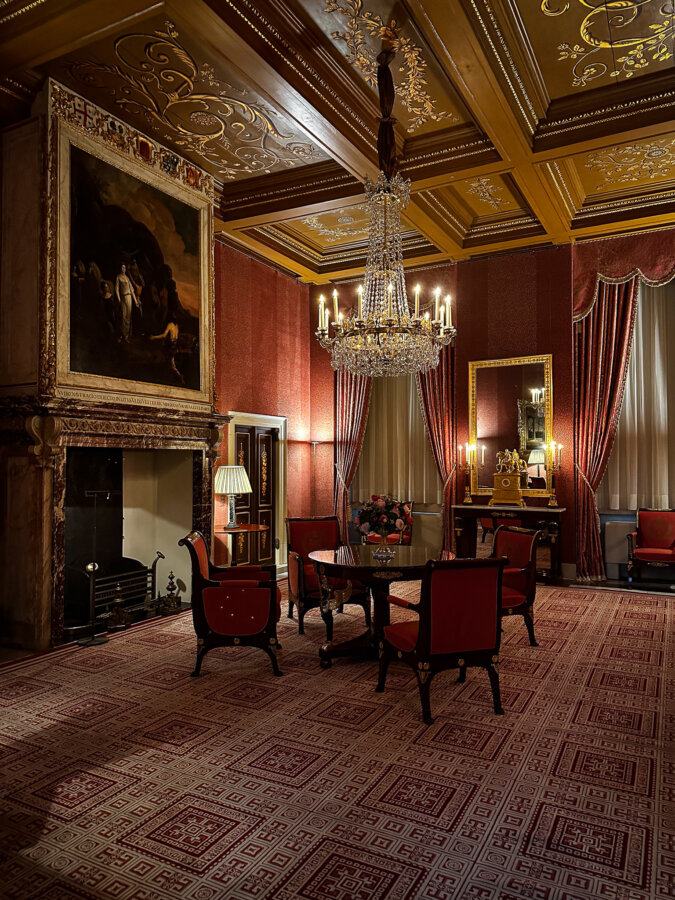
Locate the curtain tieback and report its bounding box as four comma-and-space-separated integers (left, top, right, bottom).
334, 464, 348, 489
574, 462, 595, 495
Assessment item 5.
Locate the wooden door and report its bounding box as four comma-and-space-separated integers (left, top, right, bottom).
232, 425, 276, 566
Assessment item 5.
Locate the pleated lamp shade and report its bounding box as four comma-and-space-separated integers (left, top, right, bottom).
214, 465, 252, 496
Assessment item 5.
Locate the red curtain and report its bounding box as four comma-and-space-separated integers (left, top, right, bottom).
416, 346, 455, 551
574, 280, 639, 580
334, 370, 372, 541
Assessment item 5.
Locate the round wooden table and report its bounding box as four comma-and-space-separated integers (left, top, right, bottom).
309, 545, 453, 668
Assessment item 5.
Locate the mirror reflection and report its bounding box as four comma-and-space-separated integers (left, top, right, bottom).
470, 355, 552, 494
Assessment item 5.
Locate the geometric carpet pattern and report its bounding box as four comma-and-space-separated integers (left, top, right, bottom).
0, 582, 673, 899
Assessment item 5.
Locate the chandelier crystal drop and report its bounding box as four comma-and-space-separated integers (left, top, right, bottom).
315, 172, 456, 377
314, 40, 455, 377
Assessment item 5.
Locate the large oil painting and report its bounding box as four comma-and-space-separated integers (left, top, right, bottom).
68, 144, 201, 390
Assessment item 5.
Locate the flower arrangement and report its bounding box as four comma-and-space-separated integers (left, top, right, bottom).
355, 494, 413, 541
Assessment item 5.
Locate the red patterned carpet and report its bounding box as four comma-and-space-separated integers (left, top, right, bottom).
0, 582, 673, 900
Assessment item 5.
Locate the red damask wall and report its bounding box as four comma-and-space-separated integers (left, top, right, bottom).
214, 242, 313, 519
454, 245, 575, 563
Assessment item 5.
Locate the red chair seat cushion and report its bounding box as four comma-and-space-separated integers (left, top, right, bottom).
502, 586, 527, 608
502, 567, 527, 594
212, 569, 280, 620
637, 512, 675, 549
634, 548, 675, 562
383, 620, 418, 652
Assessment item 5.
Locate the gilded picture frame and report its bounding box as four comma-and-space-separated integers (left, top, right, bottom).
54, 116, 214, 414
468, 354, 553, 498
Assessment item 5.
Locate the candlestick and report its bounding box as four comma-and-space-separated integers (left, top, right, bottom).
434, 287, 440, 321
558, 444, 563, 467
332, 289, 339, 325
414, 284, 420, 318
481, 445, 485, 466
458, 443, 462, 466
445, 295, 452, 328
318, 294, 325, 330
357, 284, 363, 320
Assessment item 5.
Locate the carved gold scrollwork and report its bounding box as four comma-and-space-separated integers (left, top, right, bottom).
67, 21, 322, 179
324, 0, 455, 130
546, 0, 674, 86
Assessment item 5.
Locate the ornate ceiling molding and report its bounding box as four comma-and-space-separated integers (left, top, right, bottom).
301, 207, 368, 243
585, 138, 675, 189
466, 176, 510, 210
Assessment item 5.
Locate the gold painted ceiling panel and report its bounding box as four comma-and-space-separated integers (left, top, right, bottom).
573, 134, 675, 195
47, 18, 329, 183
514, 0, 674, 98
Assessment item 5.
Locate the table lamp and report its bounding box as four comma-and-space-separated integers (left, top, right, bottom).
528, 449, 546, 477
214, 465, 252, 528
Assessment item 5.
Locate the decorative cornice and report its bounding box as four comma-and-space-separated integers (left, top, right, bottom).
0, 0, 46, 27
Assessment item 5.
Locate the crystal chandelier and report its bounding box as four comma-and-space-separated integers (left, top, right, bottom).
315, 46, 456, 377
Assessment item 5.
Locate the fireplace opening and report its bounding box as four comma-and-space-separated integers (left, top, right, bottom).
63, 447, 193, 637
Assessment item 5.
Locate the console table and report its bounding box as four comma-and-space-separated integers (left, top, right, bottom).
451, 504, 566, 582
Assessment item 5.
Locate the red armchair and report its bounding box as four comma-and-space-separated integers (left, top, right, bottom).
286, 516, 371, 639
376, 557, 506, 724
627, 508, 675, 582
179, 531, 281, 676
491, 525, 542, 646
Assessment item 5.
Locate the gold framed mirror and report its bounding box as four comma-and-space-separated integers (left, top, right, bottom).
469, 354, 553, 498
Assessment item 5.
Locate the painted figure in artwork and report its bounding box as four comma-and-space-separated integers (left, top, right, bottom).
115, 263, 140, 341
150, 318, 184, 385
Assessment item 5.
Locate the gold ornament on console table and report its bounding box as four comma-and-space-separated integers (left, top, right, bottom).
489, 449, 527, 507
458, 442, 485, 504
547, 441, 563, 507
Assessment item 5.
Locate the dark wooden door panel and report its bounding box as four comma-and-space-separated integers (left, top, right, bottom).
233, 425, 276, 566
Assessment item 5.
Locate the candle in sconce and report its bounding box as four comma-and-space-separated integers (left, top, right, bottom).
414, 284, 420, 318
357, 284, 363, 319
458, 443, 463, 466
558, 444, 563, 467
465, 442, 469, 465
318, 294, 325, 330
445, 295, 452, 328
434, 287, 441, 322
332, 289, 339, 326
481, 445, 485, 466
324, 307, 330, 331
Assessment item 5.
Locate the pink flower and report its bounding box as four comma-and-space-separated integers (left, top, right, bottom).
395, 518, 404, 530
375, 499, 386, 509
379, 514, 388, 523
360, 522, 370, 533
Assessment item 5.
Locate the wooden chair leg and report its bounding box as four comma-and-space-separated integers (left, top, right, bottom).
191, 645, 208, 677
457, 664, 467, 683
416, 672, 434, 725
297, 602, 306, 635
264, 645, 283, 677
375, 651, 389, 693
486, 663, 504, 715
360, 597, 372, 630
287, 600, 294, 619
524, 610, 538, 647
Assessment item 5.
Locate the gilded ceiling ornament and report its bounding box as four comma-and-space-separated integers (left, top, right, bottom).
66, 21, 323, 180
466, 177, 509, 211
543, 0, 674, 87
302, 207, 369, 242
324, 0, 455, 131
586, 139, 675, 187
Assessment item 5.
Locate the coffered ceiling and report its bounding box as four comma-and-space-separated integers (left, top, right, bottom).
1, 0, 673, 283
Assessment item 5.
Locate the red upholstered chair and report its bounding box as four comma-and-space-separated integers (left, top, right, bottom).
179, 531, 281, 676
376, 557, 506, 724
480, 516, 522, 543
286, 515, 371, 639
491, 525, 542, 646
627, 508, 675, 582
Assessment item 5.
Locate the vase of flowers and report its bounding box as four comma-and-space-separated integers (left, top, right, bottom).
355, 495, 412, 559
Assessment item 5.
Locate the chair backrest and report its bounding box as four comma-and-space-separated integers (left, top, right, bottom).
179, 530, 210, 580
637, 509, 675, 549
416, 558, 505, 656
286, 516, 341, 559
493, 526, 540, 570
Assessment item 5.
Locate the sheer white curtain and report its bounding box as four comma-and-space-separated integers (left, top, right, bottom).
351, 374, 442, 504
597, 279, 675, 510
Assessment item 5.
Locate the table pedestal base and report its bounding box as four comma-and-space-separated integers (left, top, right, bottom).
317, 584, 390, 668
